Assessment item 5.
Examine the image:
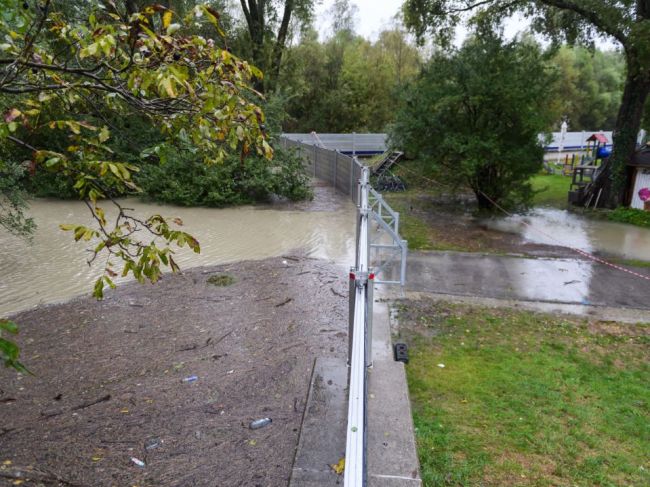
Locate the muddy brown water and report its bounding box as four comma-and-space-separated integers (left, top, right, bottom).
0, 189, 356, 316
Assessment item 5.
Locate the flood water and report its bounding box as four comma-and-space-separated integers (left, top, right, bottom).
0, 190, 356, 316
484, 208, 650, 262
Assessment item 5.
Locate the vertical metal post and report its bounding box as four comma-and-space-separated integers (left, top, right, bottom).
349, 155, 354, 198
333, 151, 338, 189
365, 273, 374, 368
353, 131, 356, 157
313, 145, 317, 178
395, 212, 400, 235
348, 267, 356, 365
400, 239, 408, 286
355, 208, 361, 270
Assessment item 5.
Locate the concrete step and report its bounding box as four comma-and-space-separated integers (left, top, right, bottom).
289, 357, 348, 486
367, 299, 422, 487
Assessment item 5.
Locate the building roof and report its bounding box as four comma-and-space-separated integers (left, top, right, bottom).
586, 133, 609, 144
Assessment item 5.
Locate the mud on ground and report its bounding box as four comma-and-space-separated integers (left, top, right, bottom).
0, 256, 348, 487
389, 191, 581, 259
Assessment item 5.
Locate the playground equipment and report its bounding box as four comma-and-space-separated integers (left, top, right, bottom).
568, 133, 612, 208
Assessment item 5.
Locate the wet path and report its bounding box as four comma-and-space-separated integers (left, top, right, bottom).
400, 251, 650, 310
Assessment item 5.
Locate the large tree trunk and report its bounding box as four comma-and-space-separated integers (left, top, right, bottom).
605, 52, 650, 207
270, 0, 294, 88
240, 0, 267, 93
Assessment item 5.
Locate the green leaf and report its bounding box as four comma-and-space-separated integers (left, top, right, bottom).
0, 320, 19, 334
98, 126, 110, 143
159, 77, 176, 98
93, 277, 105, 299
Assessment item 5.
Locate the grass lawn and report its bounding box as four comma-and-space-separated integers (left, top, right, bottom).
530, 174, 572, 208
398, 300, 650, 486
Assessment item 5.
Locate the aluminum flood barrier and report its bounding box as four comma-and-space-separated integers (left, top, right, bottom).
280, 136, 407, 486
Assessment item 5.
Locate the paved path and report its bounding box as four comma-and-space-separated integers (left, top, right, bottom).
393, 251, 650, 310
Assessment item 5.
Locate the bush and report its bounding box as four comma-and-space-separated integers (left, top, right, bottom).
608, 207, 650, 228
136, 143, 311, 207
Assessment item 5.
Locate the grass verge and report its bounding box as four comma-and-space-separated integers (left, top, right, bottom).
383, 191, 466, 252
398, 300, 650, 486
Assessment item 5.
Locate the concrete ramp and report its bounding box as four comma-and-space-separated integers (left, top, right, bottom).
290, 357, 348, 486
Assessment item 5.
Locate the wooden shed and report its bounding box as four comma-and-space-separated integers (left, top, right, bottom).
629, 143, 650, 210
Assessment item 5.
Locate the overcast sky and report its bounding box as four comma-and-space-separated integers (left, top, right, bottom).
313, 0, 403, 40
312, 0, 619, 49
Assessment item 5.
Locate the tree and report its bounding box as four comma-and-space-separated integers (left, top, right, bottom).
391, 34, 557, 209
278, 24, 422, 133
237, 0, 314, 92
404, 0, 650, 207
550, 46, 625, 131
0, 0, 270, 370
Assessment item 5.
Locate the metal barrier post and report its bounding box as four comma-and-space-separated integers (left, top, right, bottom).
401, 239, 408, 286
366, 272, 374, 368
313, 145, 317, 178
333, 151, 338, 189
348, 267, 356, 365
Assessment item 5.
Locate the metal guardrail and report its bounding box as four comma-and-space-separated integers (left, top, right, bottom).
280, 136, 407, 486
345, 164, 371, 486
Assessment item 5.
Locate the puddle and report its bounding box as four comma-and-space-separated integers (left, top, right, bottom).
0, 192, 356, 316
483, 208, 650, 262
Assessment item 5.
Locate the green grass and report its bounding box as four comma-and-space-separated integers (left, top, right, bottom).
384, 191, 465, 252
608, 207, 650, 228
206, 274, 235, 286
530, 174, 572, 208
400, 301, 650, 487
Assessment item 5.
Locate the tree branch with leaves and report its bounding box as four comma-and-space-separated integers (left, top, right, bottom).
0, 0, 271, 371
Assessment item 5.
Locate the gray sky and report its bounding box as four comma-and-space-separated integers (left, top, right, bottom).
314, 0, 403, 40
312, 0, 619, 49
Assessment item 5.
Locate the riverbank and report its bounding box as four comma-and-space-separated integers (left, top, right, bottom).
0, 256, 348, 486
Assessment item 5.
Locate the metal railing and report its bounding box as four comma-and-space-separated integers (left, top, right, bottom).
280, 136, 407, 486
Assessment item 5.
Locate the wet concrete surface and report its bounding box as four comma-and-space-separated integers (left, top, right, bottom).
395, 251, 650, 310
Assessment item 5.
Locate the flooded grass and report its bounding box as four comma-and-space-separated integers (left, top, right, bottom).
397, 300, 650, 487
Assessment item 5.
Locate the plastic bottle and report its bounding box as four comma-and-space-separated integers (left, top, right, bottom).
249, 418, 272, 430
